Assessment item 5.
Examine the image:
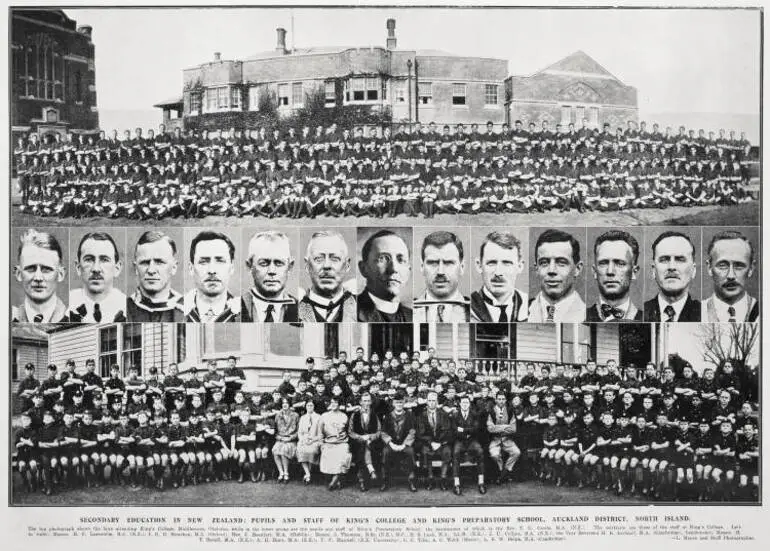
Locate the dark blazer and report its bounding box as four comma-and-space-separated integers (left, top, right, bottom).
452, 409, 482, 442
469, 288, 526, 322
585, 302, 643, 322
381, 410, 417, 446
417, 408, 454, 447
357, 290, 412, 322
241, 292, 298, 322
643, 294, 701, 322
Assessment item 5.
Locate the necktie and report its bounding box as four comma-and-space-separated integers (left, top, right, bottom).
33, 314, 44, 323
664, 305, 676, 322
264, 304, 275, 322
727, 306, 736, 323
600, 303, 625, 320
437, 304, 446, 323
203, 308, 216, 323
546, 305, 556, 322
430, 412, 436, 429
497, 305, 508, 323
93, 303, 102, 322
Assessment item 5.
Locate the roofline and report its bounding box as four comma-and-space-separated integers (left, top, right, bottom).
530, 50, 622, 82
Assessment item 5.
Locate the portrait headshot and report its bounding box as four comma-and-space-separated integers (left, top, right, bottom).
298, 228, 357, 323
412, 228, 471, 323
701, 227, 758, 322
527, 228, 587, 322
356, 227, 413, 322
67, 229, 127, 323
469, 228, 529, 322
126, 228, 185, 322
12, 227, 69, 323
586, 228, 644, 322
240, 228, 299, 322
643, 228, 702, 322
184, 228, 241, 322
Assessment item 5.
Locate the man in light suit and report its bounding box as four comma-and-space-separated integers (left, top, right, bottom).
298, 230, 356, 322
413, 231, 470, 323
701, 230, 758, 322
586, 230, 643, 321
643, 230, 701, 322
528, 229, 586, 322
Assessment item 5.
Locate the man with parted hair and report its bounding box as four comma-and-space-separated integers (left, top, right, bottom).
185, 230, 241, 322
298, 230, 356, 322
413, 231, 470, 323
13, 229, 68, 323
643, 230, 701, 322
68, 231, 127, 323
127, 230, 184, 322
528, 229, 586, 322
241, 230, 298, 322
702, 230, 758, 322
586, 230, 643, 321
470, 231, 528, 322
357, 229, 413, 322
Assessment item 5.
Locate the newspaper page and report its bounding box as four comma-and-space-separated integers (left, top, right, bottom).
1, 1, 766, 550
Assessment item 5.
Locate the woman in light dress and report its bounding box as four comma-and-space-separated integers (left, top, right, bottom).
318, 396, 351, 490
296, 400, 322, 484
271, 397, 299, 483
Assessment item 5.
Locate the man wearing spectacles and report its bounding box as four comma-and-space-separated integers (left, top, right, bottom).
702, 230, 758, 322
298, 231, 357, 322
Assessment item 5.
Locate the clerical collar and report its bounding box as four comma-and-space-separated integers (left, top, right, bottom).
367, 291, 400, 314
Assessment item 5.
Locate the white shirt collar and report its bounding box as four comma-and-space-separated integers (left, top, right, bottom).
657, 293, 689, 321
538, 290, 578, 321
69, 287, 126, 322
251, 290, 289, 322
598, 297, 631, 319
417, 290, 466, 322
711, 293, 749, 322
24, 296, 59, 323
307, 289, 344, 320
193, 290, 229, 317
367, 291, 400, 314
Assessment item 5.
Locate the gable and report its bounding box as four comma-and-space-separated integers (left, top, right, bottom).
557, 81, 601, 103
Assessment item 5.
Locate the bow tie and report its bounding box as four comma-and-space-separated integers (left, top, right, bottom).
600, 303, 625, 320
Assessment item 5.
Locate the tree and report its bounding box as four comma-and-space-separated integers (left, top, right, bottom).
697, 322, 759, 372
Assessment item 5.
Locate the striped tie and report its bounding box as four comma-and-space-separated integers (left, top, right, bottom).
727, 306, 736, 323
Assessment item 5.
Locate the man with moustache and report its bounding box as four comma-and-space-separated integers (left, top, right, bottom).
701, 230, 758, 322
127, 230, 184, 322
644, 230, 701, 322
357, 229, 413, 322
185, 230, 241, 322
586, 230, 643, 321
241, 230, 298, 322
413, 231, 470, 323
298, 230, 356, 322
528, 229, 586, 322
12, 229, 68, 322
470, 231, 528, 322
68, 231, 127, 323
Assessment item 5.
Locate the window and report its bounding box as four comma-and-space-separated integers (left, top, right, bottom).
418, 81, 432, 105
561, 105, 571, 125
217, 87, 229, 109
230, 87, 241, 110
206, 88, 217, 112
292, 82, 304, 106
473, 324, 512, 360
324, 81, 336, 106
278, 83, 289, 106
122, 323, 143, 374
324, 324, 339, 358
561, 324, 593, 364
346, 77, 379, 103
269, 324, 302, 357
575, 106, 585, 125
589, 106, 599, 127
176, 323, 187, 363
248, 86, 260, 111
99, 326, 119, 377
352, 78, 365, 101
205, 325, 241, 354
366, 77, 379, 101
394, 80, 406, 103
452, 83, 467, 106
419, 324, 430, 352
484, 84, 498, 106
12, 348, 19, 381
190, 92, 202, 114
74, 70, 82, 103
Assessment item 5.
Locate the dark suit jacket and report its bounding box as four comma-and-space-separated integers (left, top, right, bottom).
469, 289, 526, 322
643, 295, 701, 322
452, 410, 482, 442
240, 292, 298, 322
381, 410, 417, 446
585, 302, 643, 322
417, 409, 454, 447
357, 290, 412, 322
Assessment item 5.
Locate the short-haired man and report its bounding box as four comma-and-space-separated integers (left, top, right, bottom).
357, 230, 413, 322
528, 229, 585, 322
298, 231, 356, 322
13, 229, 68, 322
587, 230, 643, 321
379, 391, 418, 492
127, 230, 184, 321
185, 231, 241, 322
241, 231, 298, 322
413, 231, 470, 323
68, 232, 127, 322
470, 231, 528, 322
487, 391, 521, 484
701, 230, 758, 322
644, 231, 701, 322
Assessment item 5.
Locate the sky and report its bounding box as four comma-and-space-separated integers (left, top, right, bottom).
666, 323, 759, 374
69, 7, 761, 134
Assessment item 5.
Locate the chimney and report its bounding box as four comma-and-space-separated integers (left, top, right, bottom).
214, 52, 221, 62
77, 25, 92, 39
386, 18, 397, 50
276, 27, 287, 54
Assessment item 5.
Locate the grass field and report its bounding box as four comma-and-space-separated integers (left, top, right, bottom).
11, 475, 648, 507
10, 202, 760, 229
